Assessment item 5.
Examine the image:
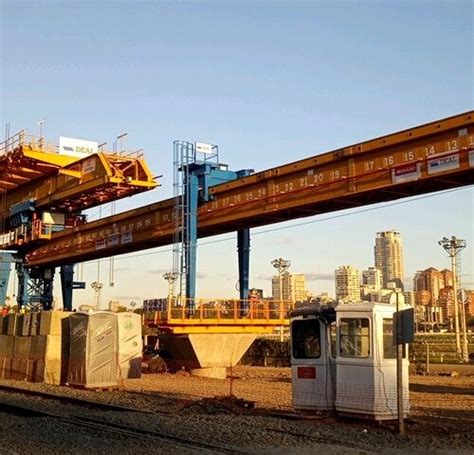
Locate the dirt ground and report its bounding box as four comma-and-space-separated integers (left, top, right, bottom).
124, 365, 474, 437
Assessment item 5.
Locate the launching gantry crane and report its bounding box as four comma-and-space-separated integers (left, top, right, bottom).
0, 131, 158, 310
1, 112, 473, 322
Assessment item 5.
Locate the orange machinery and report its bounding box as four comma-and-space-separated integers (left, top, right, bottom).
0, 131, 158, 309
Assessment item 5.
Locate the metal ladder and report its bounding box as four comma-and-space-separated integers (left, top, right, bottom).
172, 141, 195, 305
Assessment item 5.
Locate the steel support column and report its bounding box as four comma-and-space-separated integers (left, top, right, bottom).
237, 228, 250, 310
60, 264, 86, 311
185, 173, 199, 309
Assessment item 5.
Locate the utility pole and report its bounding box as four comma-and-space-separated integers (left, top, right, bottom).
438, 236, 468, 362
395, 290, 404, 435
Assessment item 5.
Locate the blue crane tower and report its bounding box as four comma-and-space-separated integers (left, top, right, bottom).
172, 141, 253, 311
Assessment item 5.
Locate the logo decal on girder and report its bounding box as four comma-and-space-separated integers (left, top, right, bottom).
427, 154, 459, 174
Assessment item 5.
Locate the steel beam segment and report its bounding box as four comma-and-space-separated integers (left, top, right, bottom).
24, 111, 474, 267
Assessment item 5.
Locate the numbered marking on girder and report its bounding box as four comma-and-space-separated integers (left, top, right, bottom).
445, 139, 459, 152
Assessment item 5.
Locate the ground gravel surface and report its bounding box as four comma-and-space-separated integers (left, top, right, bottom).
0, 366, 472, 454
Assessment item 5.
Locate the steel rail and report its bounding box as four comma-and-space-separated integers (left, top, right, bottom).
0, 397, 242, 454
0, 384, 154, 414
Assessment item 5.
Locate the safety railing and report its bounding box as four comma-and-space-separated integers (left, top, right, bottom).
0, 225, 27, 247
0, 131, 60, 156
0, 130, 145, 158
146, 298, 294, 325
0, 130, 26, 156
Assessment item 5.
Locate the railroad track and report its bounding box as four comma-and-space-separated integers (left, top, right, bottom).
0, 384, 154, 413
0, 397, 243, 454
0, 385, 241, 452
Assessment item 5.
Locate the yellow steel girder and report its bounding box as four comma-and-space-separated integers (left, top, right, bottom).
25, 110, 474, 267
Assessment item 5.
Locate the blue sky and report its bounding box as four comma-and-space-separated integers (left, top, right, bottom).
1, 1, 473, 306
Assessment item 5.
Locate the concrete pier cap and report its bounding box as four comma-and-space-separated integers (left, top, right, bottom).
159, 333, 257, 379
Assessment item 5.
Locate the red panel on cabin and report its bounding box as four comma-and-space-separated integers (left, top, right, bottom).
297, 366, 316, 379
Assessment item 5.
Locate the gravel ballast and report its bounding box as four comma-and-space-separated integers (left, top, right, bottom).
0, 366, 472, 454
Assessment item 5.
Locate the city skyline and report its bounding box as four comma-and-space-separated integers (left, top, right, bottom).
1, 2, 472, 308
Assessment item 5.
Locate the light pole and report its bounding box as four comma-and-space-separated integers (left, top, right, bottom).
36, 119, 45, 148
271, 258, 291, 303
271, 258, 291, 342
91, 281, 103, 310
438, 236, 468, 362
117, 132, 128, 154
163, 272, 178, 305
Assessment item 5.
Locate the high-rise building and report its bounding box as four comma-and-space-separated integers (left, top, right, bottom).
335, 265, 360, 303
272, 273, 307, 304
413, 267, 453, 305
374, 231, 404, 289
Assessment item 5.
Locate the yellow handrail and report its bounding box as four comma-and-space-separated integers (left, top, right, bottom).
146, 297, 293, 325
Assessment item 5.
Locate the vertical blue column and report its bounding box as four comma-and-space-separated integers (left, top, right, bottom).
60, 264, 74, 311
41, 268, 55, 310
0, 252, 12, 305
237, 228, 250, 313
185, 173, 199, 311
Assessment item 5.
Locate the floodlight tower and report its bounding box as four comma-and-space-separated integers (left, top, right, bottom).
91, 281, 103, 310
163, 272, 178, 303
438, 236, 468, 362
271, 258, 291, 303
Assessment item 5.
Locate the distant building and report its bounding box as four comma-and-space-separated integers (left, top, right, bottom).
403, 290, 415, 306
374, 231, 404, 289
438, 287, 454, 319
466, 290, 474, 316
361, 267, 383, 301
272, 273, 307, 304
414, 290, 431, 307
362, 267, 383, 289
413, 267, 453, 305
335, 265, 360, 303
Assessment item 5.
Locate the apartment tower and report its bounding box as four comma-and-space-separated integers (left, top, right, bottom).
374, 231, 404, 289
335, 265, 360, 303
272, 273, 307, 304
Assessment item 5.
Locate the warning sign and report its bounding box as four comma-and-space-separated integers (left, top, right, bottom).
82, 157, 96, 174
391, 163, 421, 184
427, 154, 459, 175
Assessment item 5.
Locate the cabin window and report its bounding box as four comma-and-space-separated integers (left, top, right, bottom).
292, 320, 321, 359
339, 318, 370, 358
